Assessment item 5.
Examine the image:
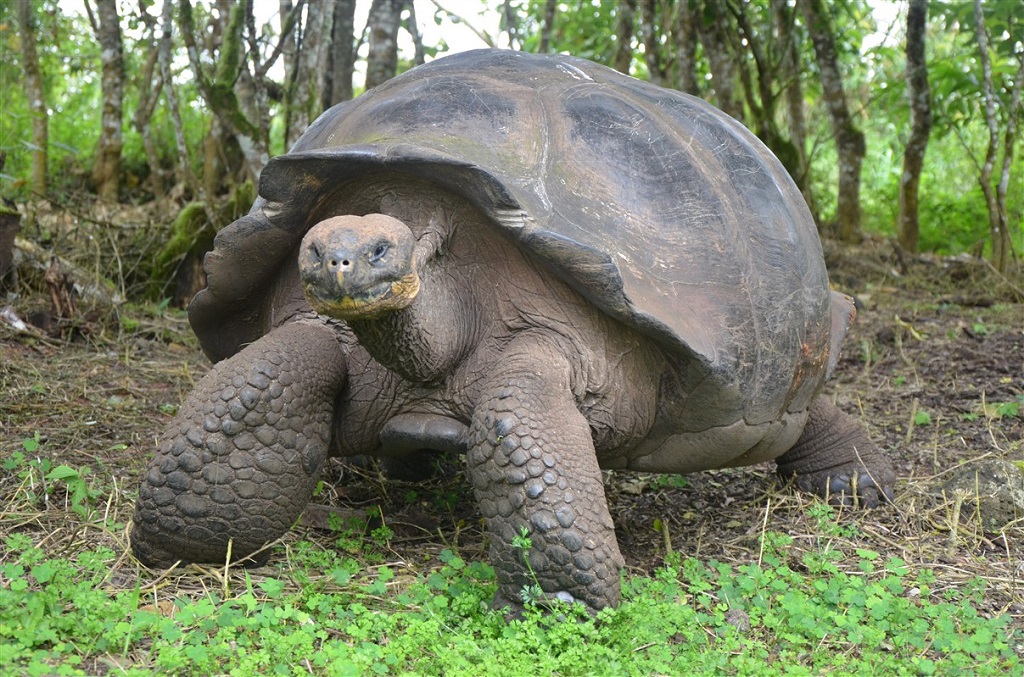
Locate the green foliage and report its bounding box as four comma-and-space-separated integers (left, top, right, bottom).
0, 5, 100, 195
859, 2, 1024, 253
0, 2, 211, 200
3, 443, 103, 519
517, 0, 624, 64
511, 525, 546, 606
1, 529, 1018, 675
3, 0, 1021, 259
1, 447, 1019, 677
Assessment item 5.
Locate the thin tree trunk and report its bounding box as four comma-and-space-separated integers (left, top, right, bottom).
365, 0, 405, 89
135, 49, 166, 198
696, 0, 744, 121
674, 0, 699, 96
798, 0, 865, 242
404, 1, 425, 67
179, 0, 266, 182
897, 0, 932, 254
280, 0, 298, 84
996, 55, 1024, 268
638, 0, 668, 85
538, 0, 557, 53
973, 0, 1019, 272
242, 0, 271, 155
774, 0, 815, 221
287, 0, 332, 145
132, 0, 166, 198
15, 0, 48, 196
502, 0, 521, 49
159, 0, 202, 201
90, 0, 125, 202
613, 0, 636, 75
328, 0, 357, 105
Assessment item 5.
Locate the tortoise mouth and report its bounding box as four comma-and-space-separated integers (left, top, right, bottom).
298, 213, 420, 321
304, 271, 420, 320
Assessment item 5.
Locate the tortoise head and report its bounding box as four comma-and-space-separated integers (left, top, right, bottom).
299, 214, 420, 320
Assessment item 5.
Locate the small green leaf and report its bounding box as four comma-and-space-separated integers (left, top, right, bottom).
994, 401, 1020, 418
46, 465, 81, 482
914, 410, 932, 426
31, 562, 57, 584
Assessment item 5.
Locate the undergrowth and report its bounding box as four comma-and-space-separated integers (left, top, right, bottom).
2, 293, 1022, 675
0, 452, 1020, 676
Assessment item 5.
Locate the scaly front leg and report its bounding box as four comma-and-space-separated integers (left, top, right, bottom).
467, 332, 624, 613
131, 320, 346, 567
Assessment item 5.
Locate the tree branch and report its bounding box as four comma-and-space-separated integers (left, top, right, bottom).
425, 0, 495, 48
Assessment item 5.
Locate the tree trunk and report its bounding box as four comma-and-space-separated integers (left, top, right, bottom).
638, 0, 669, 85
798, 0, 865, 243
973, 0, 1020, 272
502, 0, 522, 49
774, 0, 816, 221
403, 1, 426, 67
897, 0, 932, 254
132, 1, 166, 198
179, 0, 267, 182
91, 0, 125, 202
15, 1, 48, 196
327, 0, 357, 105
287, 0, 333, 145
674, 0, 699, 96
538, 0, 557, 53
365, 0, 405, 89
160, 0, 202, 200
613, 0, 636, 75
995, 54, 1024, 270
696, 0, 744, 121
280, 0, 298, 86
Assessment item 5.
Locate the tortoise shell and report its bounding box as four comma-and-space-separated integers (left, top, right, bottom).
191, 49, 840, 431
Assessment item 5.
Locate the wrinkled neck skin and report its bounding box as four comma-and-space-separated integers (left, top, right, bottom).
346, 233, 474, 385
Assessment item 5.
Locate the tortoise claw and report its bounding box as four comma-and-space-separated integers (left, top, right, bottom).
823, 470, 896, 509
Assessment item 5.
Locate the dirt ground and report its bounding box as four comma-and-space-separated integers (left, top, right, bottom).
1, 235, 1022, 630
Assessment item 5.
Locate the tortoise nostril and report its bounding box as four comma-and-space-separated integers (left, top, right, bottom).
342, 259, 350, 267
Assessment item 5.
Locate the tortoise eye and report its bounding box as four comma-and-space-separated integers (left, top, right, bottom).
369, 242, 389, 263
309, 242, 323, 261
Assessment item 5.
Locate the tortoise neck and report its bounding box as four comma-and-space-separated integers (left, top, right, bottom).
346, 272, 473, 384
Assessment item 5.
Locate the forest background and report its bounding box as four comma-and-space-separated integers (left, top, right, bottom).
1, 0, 1022, 305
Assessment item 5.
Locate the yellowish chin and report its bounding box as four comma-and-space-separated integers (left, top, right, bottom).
305, 273, 420, 320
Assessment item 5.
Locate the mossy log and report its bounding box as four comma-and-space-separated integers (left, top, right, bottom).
151, 180, 255, 305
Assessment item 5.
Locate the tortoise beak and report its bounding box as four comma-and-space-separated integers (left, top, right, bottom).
299, 214, 420, 320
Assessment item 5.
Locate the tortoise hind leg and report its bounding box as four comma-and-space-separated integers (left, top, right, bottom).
776, 396, 896, 508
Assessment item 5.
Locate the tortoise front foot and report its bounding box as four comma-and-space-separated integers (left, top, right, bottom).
467, 333, 623, 615
131, 321, 346, 567
776, 396, 896, 508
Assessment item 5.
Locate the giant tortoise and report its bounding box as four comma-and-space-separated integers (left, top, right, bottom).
131, 49, 894, 612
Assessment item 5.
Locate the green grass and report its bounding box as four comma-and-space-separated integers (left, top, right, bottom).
0, 455, 1020, 677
